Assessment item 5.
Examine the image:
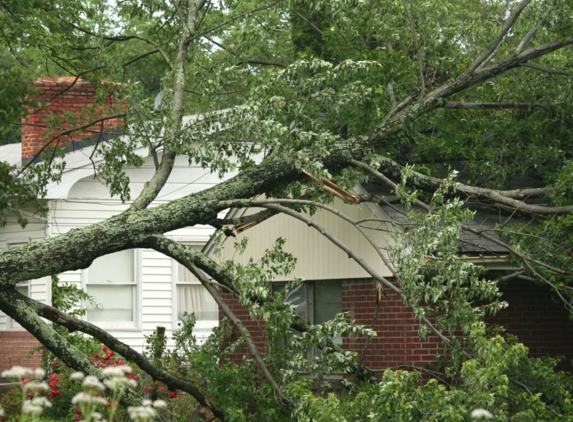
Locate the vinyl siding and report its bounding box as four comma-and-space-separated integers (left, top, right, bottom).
42, 154, 231, 351
0, 213, 50, 330
216, 197, 395, 281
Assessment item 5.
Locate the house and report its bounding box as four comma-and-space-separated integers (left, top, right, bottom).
211, 184, 573, 372
1, 77, 572, 375
0, 77, 231, 371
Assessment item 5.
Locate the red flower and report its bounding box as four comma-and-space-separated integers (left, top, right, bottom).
96, 361, 105, 368
128, 375, 139, 380
51, 361, 58, 368
94, 353, 100, 359
76, 417, 82, 422
22, 379, 29, 385
26, 393, 34, 399
167, 391, 179, 399
102, 346, 109, 352
89, 357, 95, 361
105, 402, 112, 408
74, 408, 82, 415
143, 386, 152, 393
158, 387, 165, 392
11, 402, 17, 407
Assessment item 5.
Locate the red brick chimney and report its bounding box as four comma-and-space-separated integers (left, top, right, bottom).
21, 77, 124, 164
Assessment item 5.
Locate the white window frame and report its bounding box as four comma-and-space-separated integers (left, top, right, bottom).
172, 244, 219, 332
82, 249, 141, 330
7, 242, 31, 330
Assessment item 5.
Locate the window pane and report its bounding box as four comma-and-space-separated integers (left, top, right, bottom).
285, 283, 309, 320
178, 265, 200, 283
313, 281, 342, 324
177, 284, 218, 320
16, 284, 29, 297
86, 285, 134, 322
88, 250, 134, 283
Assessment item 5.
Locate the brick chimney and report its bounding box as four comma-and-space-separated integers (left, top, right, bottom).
21, 77, 124, 164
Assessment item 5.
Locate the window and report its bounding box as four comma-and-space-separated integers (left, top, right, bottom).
175, 247, 218, 325
272, 280, 343, 347
176, 266, 218, 321
8, 242, 30, 329
273, 280, 342, 327
85, 249, 137, 328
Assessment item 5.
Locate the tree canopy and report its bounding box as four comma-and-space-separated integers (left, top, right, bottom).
1, 0, 573, 420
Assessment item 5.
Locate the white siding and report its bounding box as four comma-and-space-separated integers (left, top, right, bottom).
45, 154, 231, 351
0, 213, 50, 330
216, 197, 395, 281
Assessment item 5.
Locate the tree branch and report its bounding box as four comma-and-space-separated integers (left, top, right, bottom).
466, 0, 532, 75
519, 62, 570, 76
203, 35, 286, 67
193, 0, 282, 41
350, 158, 572, 215
350, 159, 573, 278
130, 0, 207, 211
0, 288, 224, 419
142, 233, 376, 382
401, 0, 425, 94
442, 101, 546, 110
188, 260, 292, 406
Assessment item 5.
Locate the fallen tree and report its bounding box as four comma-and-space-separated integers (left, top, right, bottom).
1, 0, 573, 420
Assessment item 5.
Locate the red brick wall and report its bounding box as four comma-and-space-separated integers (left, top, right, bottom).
21, 77, 123, 162
342, 279, 441, 370
219, 279, 443, 371
219, 291, 267, 358
487, 279, 573, 367
0, 331, 43, 372
220, 278, 573, 372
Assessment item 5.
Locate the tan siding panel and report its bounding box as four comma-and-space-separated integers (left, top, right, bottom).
217, 198, 393, 280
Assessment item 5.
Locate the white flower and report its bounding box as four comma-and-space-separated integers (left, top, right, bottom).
471, 409, 493, 419
92, 411, 103, 420
103, 375, 137, 390
127, 405, 157, 420
102, 367, 123, 377
1, 366, 32, 378
0, 407, 4, 416
83, 375, 105, 390
33, 368, 46, 379
31, 396, 52, 408
22, 401, 43, 415
103, 365, 132, 376
104, 377, 126, 390
152, 400, 167, 408
72, 392, 90, 404
23, 381, 49, 391
142, 399, 152, 406
71, 371, 85, 380
71, 392, 107, 406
